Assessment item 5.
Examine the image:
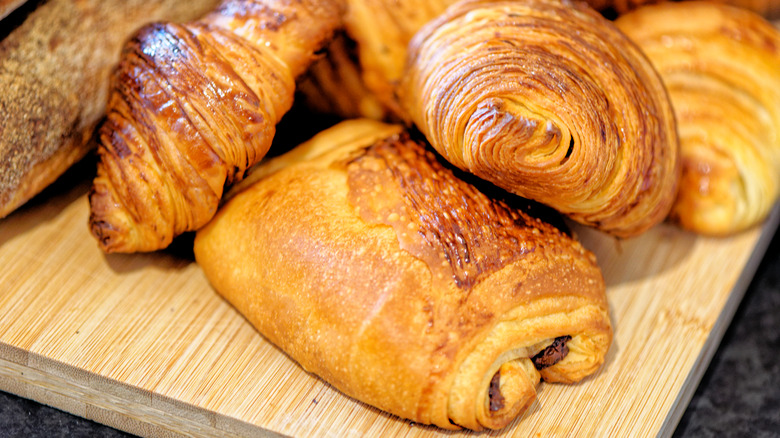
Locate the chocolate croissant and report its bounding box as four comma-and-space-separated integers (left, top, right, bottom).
398, 0, 680, 238
194, 119, 612, 431
616, 2, 780, 235
585, 0, 780, 18
88, 0, 345, 253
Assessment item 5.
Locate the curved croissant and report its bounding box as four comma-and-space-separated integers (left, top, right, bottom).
194, 119, 612, 431
297, 0, 459, 121
295, 33, 389, 121
616, 2, 780, 235
398, 0, 680, 238
88, 0, 345, 253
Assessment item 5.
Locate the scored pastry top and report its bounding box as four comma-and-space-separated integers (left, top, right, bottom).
344, 130, 597, 294
195, 119, 612, 431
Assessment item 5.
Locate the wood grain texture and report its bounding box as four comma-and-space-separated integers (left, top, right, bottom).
0, 170, 777, 437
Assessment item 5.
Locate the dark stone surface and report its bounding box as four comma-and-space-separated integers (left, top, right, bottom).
1, 226, 778, 437
0, 391, 132, 438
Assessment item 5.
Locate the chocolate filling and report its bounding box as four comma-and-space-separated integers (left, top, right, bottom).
531, 335, 572, 369
488, 371, 505, 412
487, 336, 572, 413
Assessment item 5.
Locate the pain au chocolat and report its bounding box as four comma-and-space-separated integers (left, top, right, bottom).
194, 119, 612, 431
398, 0, 680, 239
616, 2, 780, 235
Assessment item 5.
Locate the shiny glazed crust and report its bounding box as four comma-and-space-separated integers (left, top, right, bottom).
617, 2, 780, 235
88, 0, 346, 253
398, 0, 680, 238
194, 119, 612, 430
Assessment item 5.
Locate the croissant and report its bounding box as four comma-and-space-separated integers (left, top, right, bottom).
398, 0, 680, 238
616, 2, 780, 235
296, 0, 458, 120
88, 0, 345, 253
194, 119, 613, 431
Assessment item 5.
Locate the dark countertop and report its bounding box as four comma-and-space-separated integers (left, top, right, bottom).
1, 225, 778, 437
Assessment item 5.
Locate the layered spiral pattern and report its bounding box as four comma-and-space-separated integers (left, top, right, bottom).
616, 2, 780, 235
399, 0, 680, 238
89, 0, 345, 252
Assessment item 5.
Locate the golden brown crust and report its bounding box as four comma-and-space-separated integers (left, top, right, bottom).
398, 0, 680, 238
88, 0, 346, 253
0, 0, 221, 219
585, 0, 780, 18
296, 33, 390, 120
298, 0, 779, 121
616, 2, 780, 235
296, 0, 460, 120
194, 119, 612, 431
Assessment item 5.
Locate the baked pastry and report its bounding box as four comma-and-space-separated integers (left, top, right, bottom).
398, 0, 680, 238
296, 33, 390, 120
88, 0, 345, 253
299, 0, 779, 123
194, 119, 613, 431
0, 0, 220, 219
297, 0, 459, 120
585, 0, 780, 18
616, 2, 780, 235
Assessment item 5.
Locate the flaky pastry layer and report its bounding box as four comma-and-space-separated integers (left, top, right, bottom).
88, 0, 346, 253
195, 119, 612, 430
399, 0, 680, 238
617, 2, 780, 235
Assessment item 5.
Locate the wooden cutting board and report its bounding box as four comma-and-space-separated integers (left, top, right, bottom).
1, 163, 778, 438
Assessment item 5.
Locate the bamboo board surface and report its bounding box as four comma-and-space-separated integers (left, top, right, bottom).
0, 167, 778, 438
